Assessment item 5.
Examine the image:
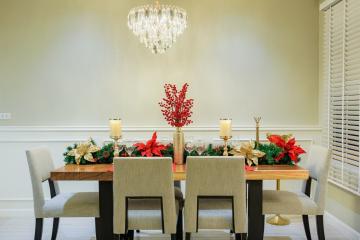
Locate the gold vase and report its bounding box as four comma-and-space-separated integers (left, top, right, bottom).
173, 127, 185, 165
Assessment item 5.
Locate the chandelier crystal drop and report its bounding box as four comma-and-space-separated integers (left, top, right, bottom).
127, 2, 187, 54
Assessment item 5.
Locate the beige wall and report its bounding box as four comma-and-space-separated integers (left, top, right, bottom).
326, 184, 360, 232
0, 0, 319, 126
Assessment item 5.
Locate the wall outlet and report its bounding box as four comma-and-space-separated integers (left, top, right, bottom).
0, 113, 11, 120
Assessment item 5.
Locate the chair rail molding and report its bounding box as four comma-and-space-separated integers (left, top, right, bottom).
0, 124, 322, 133
0, 125, 321, 143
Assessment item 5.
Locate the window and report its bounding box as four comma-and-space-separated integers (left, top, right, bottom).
321, 0, 360, 195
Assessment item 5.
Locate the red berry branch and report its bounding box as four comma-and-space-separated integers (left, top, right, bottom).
159, 83, 194, 128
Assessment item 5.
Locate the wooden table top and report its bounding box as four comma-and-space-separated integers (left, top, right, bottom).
51, 164, 309, 181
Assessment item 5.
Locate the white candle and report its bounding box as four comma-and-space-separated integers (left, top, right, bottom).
109, 119, 122, 138
219, 118, 232, 138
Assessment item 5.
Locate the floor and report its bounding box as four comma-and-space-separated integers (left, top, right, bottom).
0, 215, 358, 240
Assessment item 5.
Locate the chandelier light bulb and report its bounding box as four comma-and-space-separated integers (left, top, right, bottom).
127, 2, 187, 54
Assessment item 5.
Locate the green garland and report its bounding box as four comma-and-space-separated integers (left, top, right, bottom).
64, 140, 300, 165
184, 144, 225, 164
256, 143, 283, 165
96, 142, 116, 164
256, 143, 300, 165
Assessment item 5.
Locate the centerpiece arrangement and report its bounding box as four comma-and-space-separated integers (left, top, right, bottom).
63, 132, 305, 166
159, 83, 194, 165
63, 96, 305, 167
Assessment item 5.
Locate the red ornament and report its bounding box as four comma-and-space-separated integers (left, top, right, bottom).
134, 132, 167, 157
267, 134, 306, 163
159, 83, 194, 128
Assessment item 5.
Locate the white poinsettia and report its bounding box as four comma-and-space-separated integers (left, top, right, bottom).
67, 139, 100, 165
229, 141, 265, 166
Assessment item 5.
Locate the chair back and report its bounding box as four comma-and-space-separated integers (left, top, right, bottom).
26, 147, 59, 218
113, 157, 177, 234
184, 156, 247, 233
301, 145, 331, 213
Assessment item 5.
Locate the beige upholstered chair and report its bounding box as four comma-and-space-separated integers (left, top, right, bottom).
263, 145, 331, 240
113, 157, 183, 240
184, 156, 247, 240
26, 147, 100, 240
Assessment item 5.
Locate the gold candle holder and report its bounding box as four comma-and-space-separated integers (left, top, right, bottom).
254, 117, 261, 144
111, 136, 121, 157
220, 136, 232, 156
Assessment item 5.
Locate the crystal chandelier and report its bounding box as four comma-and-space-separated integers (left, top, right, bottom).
127, 1, 187, 54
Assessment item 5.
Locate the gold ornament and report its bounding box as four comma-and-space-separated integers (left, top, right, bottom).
67, 139, 100, 165
229, 141, 265, 166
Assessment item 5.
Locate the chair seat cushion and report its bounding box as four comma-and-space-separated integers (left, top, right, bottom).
127, 198, 181, 230
263, 190, 320, 215
198, 198, 233, 230
43, 192, 99, 218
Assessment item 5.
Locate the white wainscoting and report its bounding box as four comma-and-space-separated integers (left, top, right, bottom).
0, 125, 321, 217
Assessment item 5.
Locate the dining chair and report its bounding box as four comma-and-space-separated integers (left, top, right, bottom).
184, 156, 247, 240
113, 157, 183, 240
263, 145, 331, 240
26, 147, 100, 240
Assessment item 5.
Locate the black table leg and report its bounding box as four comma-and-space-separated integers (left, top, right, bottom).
99, 181, 115, 240
247, 180, 264, 240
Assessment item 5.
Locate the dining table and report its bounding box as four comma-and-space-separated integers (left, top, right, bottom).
51, 164, 309, 240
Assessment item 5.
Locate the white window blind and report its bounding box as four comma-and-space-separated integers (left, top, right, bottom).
322, 0, 360, 195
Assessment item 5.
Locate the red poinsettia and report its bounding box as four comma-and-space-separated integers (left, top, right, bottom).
159, 83, 194, 128
267, 134, 306, 163
134, 132, 167, 157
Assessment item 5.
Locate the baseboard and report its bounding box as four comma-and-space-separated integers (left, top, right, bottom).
0, 198, 34, 217
324, 211, 360, 237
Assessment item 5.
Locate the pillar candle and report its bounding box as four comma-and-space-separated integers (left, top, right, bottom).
109, 119, 122, 138
219, 118, 232, 138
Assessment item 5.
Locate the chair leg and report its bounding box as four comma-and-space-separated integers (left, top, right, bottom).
302, 215, 312, 240
51, 218, 59, 240
136, 230, 140, 233
34, 218, 43, 240
316, 215, 325, 240
235, 233, 247, 240
127, 230, 134, 240
185, 232, 191, 240
119, 234, 127, 240
171, 234, 177, 240
95, 218, 101, 240
176, 209, 183, 240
